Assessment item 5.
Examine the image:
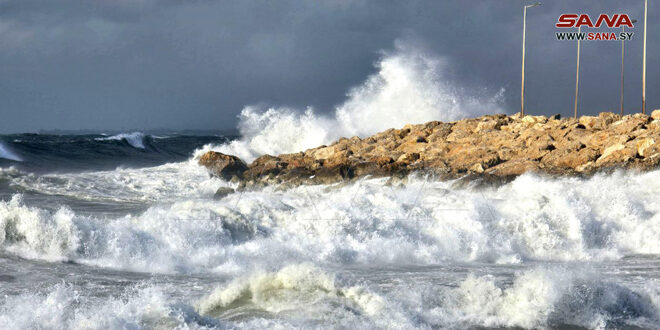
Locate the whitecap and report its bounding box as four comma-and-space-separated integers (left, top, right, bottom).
95, 132, 146, 149
0, 142, 22, 162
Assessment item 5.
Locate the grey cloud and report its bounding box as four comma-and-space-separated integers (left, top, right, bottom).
0, 0, 657, 132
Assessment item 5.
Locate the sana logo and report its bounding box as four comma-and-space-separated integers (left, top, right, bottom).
556, 14, 634, 28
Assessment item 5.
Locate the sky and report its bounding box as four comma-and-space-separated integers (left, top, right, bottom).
0, 0, 657, 133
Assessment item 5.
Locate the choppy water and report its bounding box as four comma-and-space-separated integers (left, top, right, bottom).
1, 132, 660, 329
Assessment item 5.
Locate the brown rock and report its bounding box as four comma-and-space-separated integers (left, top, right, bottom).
636, 138, 656, 157
543, 147, 600, 170
597, 144, 625, 163
485, 158, 540, 176
198, 151, 249, 180
579, 116, 599, 129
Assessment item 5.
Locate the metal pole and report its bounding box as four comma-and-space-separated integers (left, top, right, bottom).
521, 6, 527, 116
575, 26, 581, 119
621, 25, 626, 115
520, 3, 540, 117
643, 0, 648, 114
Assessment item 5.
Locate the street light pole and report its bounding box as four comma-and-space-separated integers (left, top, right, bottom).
621, 20, 638, 115
642, 0, 648, 114
621, 25, 626, 115
575, 26, 581, 118
521, 2, 541, 117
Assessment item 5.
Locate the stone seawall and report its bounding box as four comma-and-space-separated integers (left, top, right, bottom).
199, 111, 660, 191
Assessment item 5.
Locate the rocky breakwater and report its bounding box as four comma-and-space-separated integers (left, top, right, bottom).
199, 111, 660, 192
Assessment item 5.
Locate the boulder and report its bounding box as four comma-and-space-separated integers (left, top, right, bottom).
636, 138, 655, 157
214, 187, 235, 200
198, 151, 248, 180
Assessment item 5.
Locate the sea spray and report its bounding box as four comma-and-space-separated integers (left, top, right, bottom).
209, 43, 506, 162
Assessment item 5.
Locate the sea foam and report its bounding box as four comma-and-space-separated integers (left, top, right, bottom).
4, 169, 660, 274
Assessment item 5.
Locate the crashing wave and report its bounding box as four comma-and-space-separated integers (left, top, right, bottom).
435, 267, 659, 329
95, 132, 147, 149
7, 160, 221, 203
204, 41, 505, 162
198, 264, 387, 321
0, 283, 222, 329
196, 264, 660, 328
0, 142, 22, 162
4, 169, 660, 274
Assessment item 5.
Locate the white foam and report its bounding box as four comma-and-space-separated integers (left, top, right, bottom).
435, 267, 660, 329
1, 264, 657, 329
95, 132, 146, 149
206, 41, 505, 162
0, 142, 22, 161
5, 170, 660, 275
0, 196, 78, 262
198, 264, 660, 328
0, 283, 219, 329
8, 159, 223, 203
198, 263, 405, 327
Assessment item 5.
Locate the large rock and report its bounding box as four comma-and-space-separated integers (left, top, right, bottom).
214, 187, 235, 200
651, 109, 660, 121
198, 151, 248, 180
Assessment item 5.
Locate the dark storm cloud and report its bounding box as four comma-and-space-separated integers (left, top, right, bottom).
0, 0, 656, 132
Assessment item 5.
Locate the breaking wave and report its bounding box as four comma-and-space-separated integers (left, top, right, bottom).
4, 169, 660, 274
0, 142, 22, 162
7, 160, 221, 203
198, 264, 388, 324
0, 283, 221, 329
194, 264, 660, 329
211, 41, 505, 162
95, 132, 147, 149
1, 264, 658, 329
441, 267, 659, 329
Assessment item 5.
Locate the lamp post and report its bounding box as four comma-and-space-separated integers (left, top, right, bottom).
621, 19, 638, 115
642, 0, 648, 114
521, 2, 541, 116
575, 26, 581, 118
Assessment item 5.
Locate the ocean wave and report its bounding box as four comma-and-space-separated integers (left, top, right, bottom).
7, 160, 222, 203
0, 283, 221, 330
203, 41, 505, 162
0, 134, 229, 173
437, 267, 660, 329
194, 264, 660, 329
4, 169, 660, 274
0, 142, 22, 162
95, 132, 147, 149
198, 264, 389, 324
0, 263, 657, 329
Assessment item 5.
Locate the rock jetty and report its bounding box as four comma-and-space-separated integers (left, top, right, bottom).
199, 111, 660, 190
